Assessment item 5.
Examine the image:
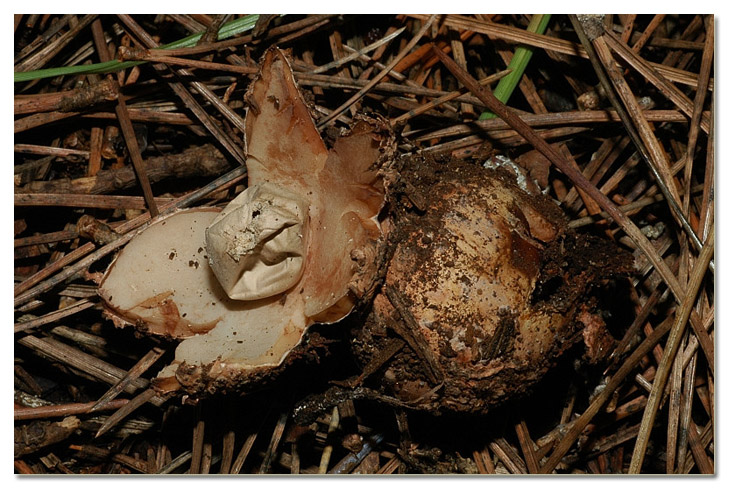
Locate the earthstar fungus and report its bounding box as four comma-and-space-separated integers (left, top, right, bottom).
99, 48, 395, 393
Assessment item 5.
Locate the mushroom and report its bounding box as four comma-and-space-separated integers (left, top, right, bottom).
99, 48, 394, 393
350, 155, 632, 414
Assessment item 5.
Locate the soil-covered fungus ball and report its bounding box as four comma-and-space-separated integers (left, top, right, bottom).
99, 48, 395, 394
350, 155, 633, 414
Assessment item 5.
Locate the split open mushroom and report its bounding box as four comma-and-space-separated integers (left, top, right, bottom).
99, 48, 394, 393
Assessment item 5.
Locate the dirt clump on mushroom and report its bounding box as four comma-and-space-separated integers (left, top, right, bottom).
350, 153, 633, 414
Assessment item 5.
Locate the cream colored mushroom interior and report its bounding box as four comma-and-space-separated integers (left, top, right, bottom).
98, 48, 388, 381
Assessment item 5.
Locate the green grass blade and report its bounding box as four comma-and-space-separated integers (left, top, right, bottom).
14, 60, 145, 83
479, 14, 551, 120
14, 14, 262, 83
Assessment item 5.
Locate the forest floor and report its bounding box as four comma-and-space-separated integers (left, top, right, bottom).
13, 14, 714, 474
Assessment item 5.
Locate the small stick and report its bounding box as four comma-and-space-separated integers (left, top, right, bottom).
351, 338, 404, 387
607, 287, 663, 369
199, 443, 213, 474
620, 14, 638, 43
14, 109, 80, 133
14, 298, 96, 333
82, 108, 193, 125
88, 126, 104, 177
198, 13, 229, 44
128, 52, 258, 75
189, 407, 205, 474
666, 338, 685, 472
676, 352, 699, 471
297, 71, 488, 103
631, 14, 665, 53
583, 423, 641, 462
447, 28, 474, 116
91, 346, 166, 411
376, 453, 401, 474
167, 14, 206, 33
311, 27, 406, 74
329, 433, 385, 474
408, 109, 703, 142
113, 90, 159, 217
259, 411, 288, 474
290, 444, 301, 475
14, 230, 77, 249
15, 193, 176, 210
318, 407, 340, 473
558, 144, 600, 215
686, 420, 713, 474
230, 432, 258, 474
157, 451, 192, 474
563, 136, 630, 210
434, 126, 588, 156
515, 420, 540, 473
697, 101, 714, 243
95, 388, 158, 438
682, 16, 713, 216
472, 450, 488, 474
14, 243, 94, 298
568, 184, 704, 229
490, 438, 526, 474
14, 144, 89, 158
71, 444, 149, 473
385, 286, 443, 384
19, 143, 230, 195
14, 78, 118, 115
274, 18, 335, 46
219, 431, 235, 474
390, 70, 511, 125
15, 399, 129, 421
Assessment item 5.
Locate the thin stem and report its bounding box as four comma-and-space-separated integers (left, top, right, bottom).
14, 14, 260, 82
480, 14, 551, 120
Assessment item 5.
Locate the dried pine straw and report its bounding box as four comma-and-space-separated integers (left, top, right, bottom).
14, 14, 713, 474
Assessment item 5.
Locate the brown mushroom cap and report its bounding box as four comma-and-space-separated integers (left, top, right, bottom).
99, 48, 394, 393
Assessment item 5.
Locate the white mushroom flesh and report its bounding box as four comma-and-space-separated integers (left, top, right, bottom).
98, 48, 392, 389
